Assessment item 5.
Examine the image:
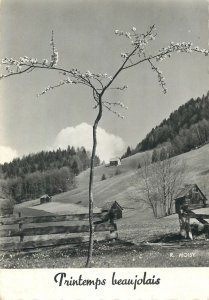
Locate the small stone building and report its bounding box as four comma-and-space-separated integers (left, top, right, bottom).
40, 194, 51, 204
175, 184, 207, 212
101, 201, 123, 219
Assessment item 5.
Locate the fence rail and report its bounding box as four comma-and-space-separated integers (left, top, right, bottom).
0, 211, 118, 251
0, 212, 105, 225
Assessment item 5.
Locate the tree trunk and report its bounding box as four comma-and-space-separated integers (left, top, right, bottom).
85, 94, 102, 268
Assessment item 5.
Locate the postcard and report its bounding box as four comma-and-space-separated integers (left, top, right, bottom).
0, 0, 209, 299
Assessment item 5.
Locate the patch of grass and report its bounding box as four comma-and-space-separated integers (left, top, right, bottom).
1, 239, 209, 268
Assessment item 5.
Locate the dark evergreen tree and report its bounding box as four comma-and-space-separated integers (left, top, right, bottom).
159, 147, 167, 161
151, 149, 158, 163
71, 160, 79, 176
101, 174, 106, 180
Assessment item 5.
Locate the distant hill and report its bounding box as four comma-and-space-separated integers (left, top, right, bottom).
0, 147, 100, 202
1, 147, 100, 178
123, 91, 209, 158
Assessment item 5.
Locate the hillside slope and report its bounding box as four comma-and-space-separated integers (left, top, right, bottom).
128, 91, 209, 157
14, 144, 209, 245
54, 144, 209, 206
17, 144, 209, 217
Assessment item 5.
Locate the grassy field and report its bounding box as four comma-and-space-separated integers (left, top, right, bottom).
1, 236, 209, 268
4, 144, 209, 268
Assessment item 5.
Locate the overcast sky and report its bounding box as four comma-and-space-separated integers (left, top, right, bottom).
0, 0, 208, 163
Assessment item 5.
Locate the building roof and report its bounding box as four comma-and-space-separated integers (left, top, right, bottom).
109, 157, 121, 162
101, 200, 123, 211
175, 184, 207, 200
40, 194, 51, 199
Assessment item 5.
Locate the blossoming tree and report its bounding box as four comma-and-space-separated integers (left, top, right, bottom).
0, 25, 208, 267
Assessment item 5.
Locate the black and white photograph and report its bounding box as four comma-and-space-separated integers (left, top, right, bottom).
0, 0, 209, 298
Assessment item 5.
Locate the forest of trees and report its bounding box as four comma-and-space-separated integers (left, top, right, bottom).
0, 146, 100, 203
123, 91, 209, 158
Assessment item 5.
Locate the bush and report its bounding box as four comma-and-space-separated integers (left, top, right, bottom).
115, 168, 122, 176
101, 174, 106, 181
0, 198, 14, 216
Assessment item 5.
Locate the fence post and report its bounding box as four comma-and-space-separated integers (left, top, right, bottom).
176, 197, 193, 240
109, 209, 118, 241
178, 208, 187, 238
185, 214, 193, 240
18, 212, 24, 242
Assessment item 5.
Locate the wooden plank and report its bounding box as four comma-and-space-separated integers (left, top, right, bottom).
182, 213, 209, 219
182, 213, 209, 225
188, 204, 206, 209
0, 231, 118, 251
0, 236, 86, 250
0, 212, 106, 225
182, 207, 209, 225
0, 223, 115, 237
0, 228, 21, 237
194, 218, 208, 225
145, 240, 209, 249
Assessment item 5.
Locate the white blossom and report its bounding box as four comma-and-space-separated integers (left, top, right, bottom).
121, 52, 128, 58
66, 77, 73, 84
42, 59, 49, 66
86, 70, 93, 77
125, 32, 131, 39
2, 58, 8, 64
51, 50, 59, 66
30, 58, 38, 64
17, 65, 22, 72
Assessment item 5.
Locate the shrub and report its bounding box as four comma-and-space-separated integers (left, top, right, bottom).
101, 174, 106, 181
115, 168, 122, 176
0, 198, 14, 216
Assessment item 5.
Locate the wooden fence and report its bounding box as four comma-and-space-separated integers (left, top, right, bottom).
177, 206, 209, 240
0, 211, 118, 251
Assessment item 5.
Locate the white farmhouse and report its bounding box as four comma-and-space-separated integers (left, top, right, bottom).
109, 157, 121, 166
